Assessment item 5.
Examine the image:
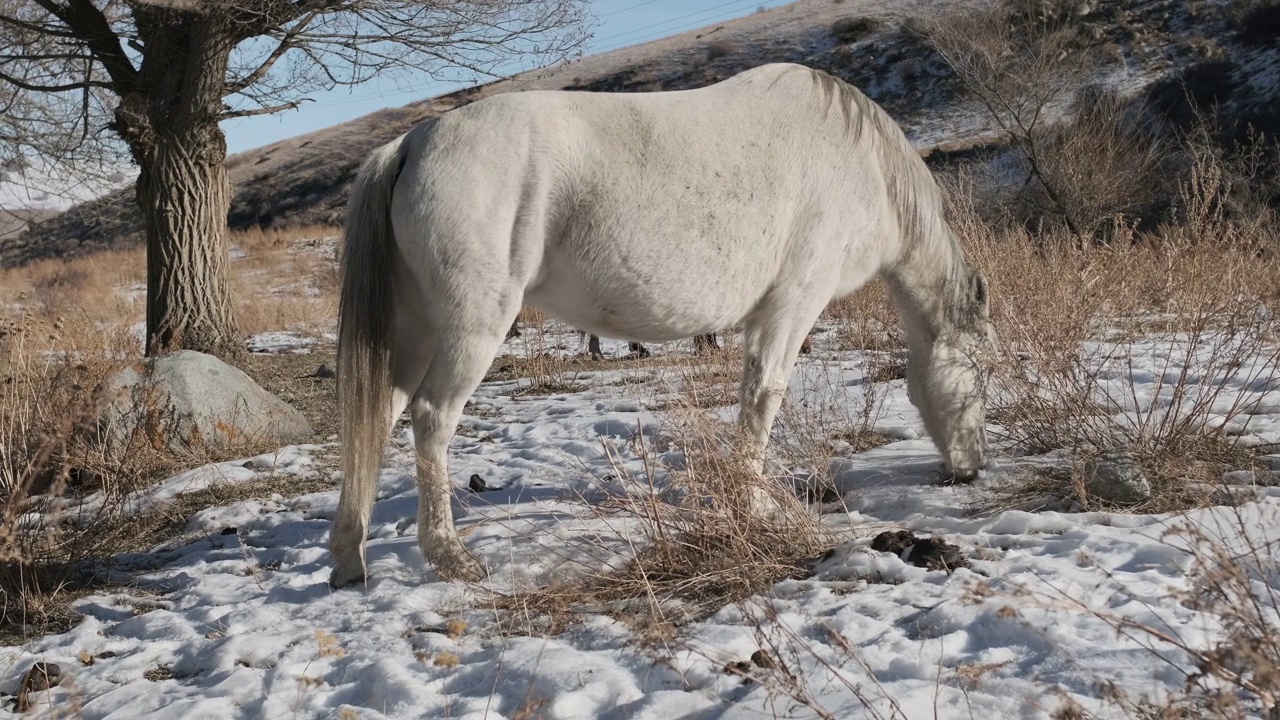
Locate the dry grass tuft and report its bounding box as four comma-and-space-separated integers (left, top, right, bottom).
0, 315, 303, 642
494, 404, 834, 636
949, 140, 1280, 513
821, 281, 902, 352
1019, 506, 1280, 718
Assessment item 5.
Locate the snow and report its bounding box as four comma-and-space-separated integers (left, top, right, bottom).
4, 324, 1280, 719
246, 331, 336, 355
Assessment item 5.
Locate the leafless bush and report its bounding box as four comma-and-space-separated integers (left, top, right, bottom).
0, 316, 267, 640
830, 16, 882, 44
705, 39, 737, 61
952, 146, 1280, 512
821, 281, 902, 352
923, 0, 1173, 238
1026, 506, 1280, 718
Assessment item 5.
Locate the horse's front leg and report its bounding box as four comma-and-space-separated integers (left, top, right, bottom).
737, 311, 819, 515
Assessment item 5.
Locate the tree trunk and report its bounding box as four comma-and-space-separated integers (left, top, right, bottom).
137, 126, 240, 360
117, 10, 241, 361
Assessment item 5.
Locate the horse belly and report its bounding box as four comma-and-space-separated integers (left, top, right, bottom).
528, 217, 781, 342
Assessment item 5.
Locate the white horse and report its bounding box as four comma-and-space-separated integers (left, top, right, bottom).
332, 63, 995, 586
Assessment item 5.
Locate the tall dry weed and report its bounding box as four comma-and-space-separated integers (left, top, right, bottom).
950, 144, 1280, 511
494, 402, 833, 635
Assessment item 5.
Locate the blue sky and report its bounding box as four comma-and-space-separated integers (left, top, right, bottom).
220, 0, 793, 155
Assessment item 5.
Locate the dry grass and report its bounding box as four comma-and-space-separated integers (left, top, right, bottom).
0, 224, 340, 340
0, 224, 342, 643
1012, 505, 1280, 719
493, 403, 834, 636
948, 142, 1280, 512
820, 280, 902, 352
228, 224, 339, 337
0, 248, 145, 327
0, 312, 315, 642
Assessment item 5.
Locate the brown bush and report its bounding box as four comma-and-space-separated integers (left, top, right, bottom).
830, 16, 882, 44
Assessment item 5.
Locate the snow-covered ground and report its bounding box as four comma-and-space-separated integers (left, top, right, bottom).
4, 326, 1280, 719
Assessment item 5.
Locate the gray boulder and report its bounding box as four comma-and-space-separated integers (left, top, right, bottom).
95, 350, 312, 455
1080, 451, 1152, 506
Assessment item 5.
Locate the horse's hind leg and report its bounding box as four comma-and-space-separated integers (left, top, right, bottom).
329, 317, 434, 588
409, 327, 508, 581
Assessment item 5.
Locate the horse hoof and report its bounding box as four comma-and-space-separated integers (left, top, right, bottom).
329, 565, 367, 589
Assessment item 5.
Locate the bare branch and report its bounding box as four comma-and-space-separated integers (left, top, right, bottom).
219, 96, 307, 118
224, 10, 314, 94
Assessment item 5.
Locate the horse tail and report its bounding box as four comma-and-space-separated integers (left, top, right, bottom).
334, 133, 410, 560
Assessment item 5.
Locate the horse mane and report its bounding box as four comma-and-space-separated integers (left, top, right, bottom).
799, 66, 973, 319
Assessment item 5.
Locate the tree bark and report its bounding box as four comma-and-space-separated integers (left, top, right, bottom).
137, 125, 240, 360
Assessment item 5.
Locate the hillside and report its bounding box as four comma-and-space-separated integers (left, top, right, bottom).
2, 0, 1277, 265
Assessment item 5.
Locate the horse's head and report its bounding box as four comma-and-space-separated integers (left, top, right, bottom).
907, 270, 996, 482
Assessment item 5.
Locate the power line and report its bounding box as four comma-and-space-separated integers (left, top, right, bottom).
591, 0, 773, 53
601, 0, 666, 19
249, 0, 780, 113
590, 0, 765, 48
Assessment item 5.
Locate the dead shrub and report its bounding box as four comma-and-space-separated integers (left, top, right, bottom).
1026, 506, 1280, 718
496, 315, 585, 396
954, 146, 1280, 512
830, 16, 881, 44
705, 39, 736, 61
923, 0, 1175, 237
0, 316, 271, 640
821, 281, 901, 352
1230, 0, 1280, 46
771, 353, 895, 497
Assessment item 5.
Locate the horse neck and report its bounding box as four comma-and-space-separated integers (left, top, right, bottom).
882, 224, 968, 348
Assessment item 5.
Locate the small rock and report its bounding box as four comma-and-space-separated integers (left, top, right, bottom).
314, 363, 336, 379
468, 474, 487, 493
1081, 452, 1152, 506
15, 662, 61, 712
22, 662, 60, 692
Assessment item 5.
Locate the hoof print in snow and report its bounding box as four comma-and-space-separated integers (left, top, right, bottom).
143, 665, 174, 682
871, 530, 970, 572
14, 662, 61, 711
468, 474, 488, 492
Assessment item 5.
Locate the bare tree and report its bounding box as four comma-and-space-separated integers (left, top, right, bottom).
0, 0, 589, 358
922, 0, 1091, 235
